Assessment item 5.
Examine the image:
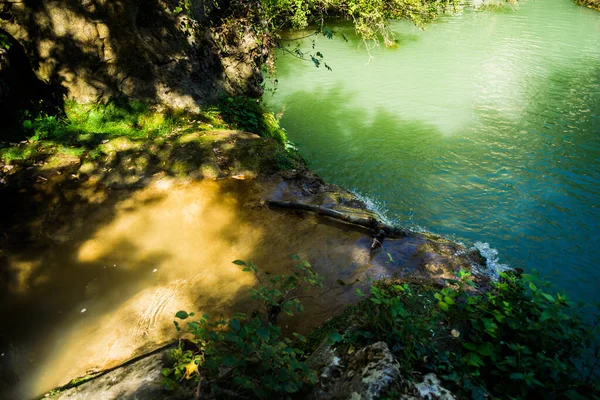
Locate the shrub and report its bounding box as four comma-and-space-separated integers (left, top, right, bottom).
218, 96, 288, 144
163, 257, 323, 398
346, 272, 599, 398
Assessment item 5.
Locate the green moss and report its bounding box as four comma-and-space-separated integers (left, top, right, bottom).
57, 146, 84, 157
0, 146, 37, 163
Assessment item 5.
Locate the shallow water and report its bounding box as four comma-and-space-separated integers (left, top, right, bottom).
265, 0, 600, 302
1, 173, 433, 399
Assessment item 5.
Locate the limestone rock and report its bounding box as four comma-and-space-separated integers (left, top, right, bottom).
401, 373, 456, 400
50, 348, 194, 400
311, 341, 402, 400
0, 0, 268, 110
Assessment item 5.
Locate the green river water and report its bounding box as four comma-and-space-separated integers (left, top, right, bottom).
265, 0, 600, 302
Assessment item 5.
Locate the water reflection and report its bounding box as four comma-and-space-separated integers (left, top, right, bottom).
266, 47, 600, 306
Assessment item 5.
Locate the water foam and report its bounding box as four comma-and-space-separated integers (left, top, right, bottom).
473, 241, 510, 278
349, 191, 511, 279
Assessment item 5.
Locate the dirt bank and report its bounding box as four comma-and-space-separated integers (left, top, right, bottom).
0, 126, 490, 399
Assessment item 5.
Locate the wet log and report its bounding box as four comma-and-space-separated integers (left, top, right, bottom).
267, 201, 412, 239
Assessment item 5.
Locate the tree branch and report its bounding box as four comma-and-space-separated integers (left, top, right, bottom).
267, 201, 412, 239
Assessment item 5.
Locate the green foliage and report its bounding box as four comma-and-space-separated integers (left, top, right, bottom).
0, 31, 11, 50
0, 146, 37, 163
249, 0, 457, 48
348, 282, 443, 369
339, 273, 599, 398
18, 100, 177, 143
235, 256, 324, 323
444, 273, 600, 398
163, 257, 323, 398
219, 96, 288, 144
64, 100, 176, 139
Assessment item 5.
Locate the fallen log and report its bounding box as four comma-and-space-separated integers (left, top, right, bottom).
267, 201, 412, 239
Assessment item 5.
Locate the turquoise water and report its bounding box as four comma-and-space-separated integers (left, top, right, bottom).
265, 0, 600, 301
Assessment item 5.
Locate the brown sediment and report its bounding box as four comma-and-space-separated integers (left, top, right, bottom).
0, 130, 486, 399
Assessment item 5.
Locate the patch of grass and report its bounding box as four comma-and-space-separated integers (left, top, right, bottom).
3, 98, 302, 180
19, 99, 185, 147
63, 99, 177, 139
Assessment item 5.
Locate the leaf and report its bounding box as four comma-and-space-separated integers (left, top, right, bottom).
529, 282, 538, 292
463, 342, 477, 351
232, 376, 246, 387
183, 361, 198, 380
175, 311, 189, 320
327, 331, 343, 345
257, 326, 269, 341
223, 354, 238, 366
230, 318, 241, 332
232, 260, 247, 266
464, 352, 484, 367
444, 296, 455, 305
540, 309, 553, 321
477, 342, 495, 357
482, 318, 498, 334
510, 372, 525, 380
542, 293, 556, 303
438, 301, 449, 311
285, 381, 299, 393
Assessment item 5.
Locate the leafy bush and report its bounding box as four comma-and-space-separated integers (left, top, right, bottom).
163, 257, 323, 398
232, 0, 458, 47
444, 273, 600, 398
0, 31, 11, 50
345, 272, 599, 399
21, 113, 67, 141
218, 96, 288, 144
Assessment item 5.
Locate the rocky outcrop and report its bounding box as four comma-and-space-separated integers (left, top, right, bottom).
308, 339, 457, 400
0, 31, 63, 140
50, 347, 195, 400
0, 0, 268, 111
401, 374, 456, 400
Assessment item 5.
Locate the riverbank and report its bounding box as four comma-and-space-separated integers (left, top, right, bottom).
1, 0, 598, 397
577, 0, 600, 10
0, 100, 500, 399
